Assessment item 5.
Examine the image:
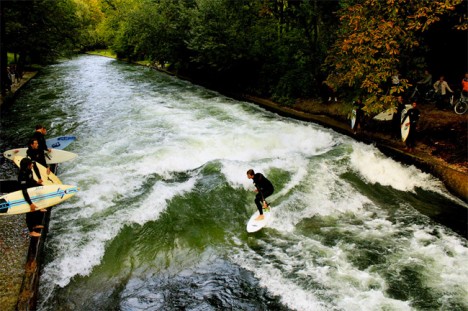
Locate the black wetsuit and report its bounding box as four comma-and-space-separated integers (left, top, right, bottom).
32, 131, 48, 152
392, 101, 405, 139
27, 147, 48, 173
252, 173, 274, 215
404, 107, 420, 149
18, 167, 42, 233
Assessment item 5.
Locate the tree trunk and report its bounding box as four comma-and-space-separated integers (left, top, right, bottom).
1, 3, 8, 96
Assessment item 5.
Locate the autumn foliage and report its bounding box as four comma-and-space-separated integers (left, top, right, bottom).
325, 0, 465, 113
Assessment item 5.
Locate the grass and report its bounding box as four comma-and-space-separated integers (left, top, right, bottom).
86, 49, 117, 59
7, 52, 17, 64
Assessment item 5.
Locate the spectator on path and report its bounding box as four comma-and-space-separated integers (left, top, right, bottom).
322, 80, 337, 102
461, 72, 468, 98
433, 76, 454, 109
402, 101, 420, 152
417, 69, 432, 93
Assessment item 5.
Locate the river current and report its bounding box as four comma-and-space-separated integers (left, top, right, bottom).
0, 55, 467, 311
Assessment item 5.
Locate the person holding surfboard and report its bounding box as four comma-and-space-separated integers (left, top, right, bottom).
247, 169, 274, 221
353, 98, 364, 134
18, 157, 45, 237
27, 138, 50, 177
33, 124, 52, 154
402, 101, 420, 152
391, 96, 406, 140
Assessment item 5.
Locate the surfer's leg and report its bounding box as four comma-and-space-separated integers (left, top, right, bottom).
255, 193, 263, 215
262, 189, 273, 210
255, 194, 265, 220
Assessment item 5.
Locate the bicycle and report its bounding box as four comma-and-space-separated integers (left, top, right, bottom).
409, 85, 437, 103
451, 93, 468, 115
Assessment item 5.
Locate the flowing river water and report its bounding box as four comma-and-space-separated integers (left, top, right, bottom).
0, 55, 467, 311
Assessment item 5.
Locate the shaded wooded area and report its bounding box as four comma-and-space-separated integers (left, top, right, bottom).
1, 0, 467, 112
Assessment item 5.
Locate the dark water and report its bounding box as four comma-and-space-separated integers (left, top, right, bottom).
1, 55, 466, 311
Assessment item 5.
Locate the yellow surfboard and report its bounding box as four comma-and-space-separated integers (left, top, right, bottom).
13, 156, 62, 185
0, 185, 78, 215
4, 148, 77, 164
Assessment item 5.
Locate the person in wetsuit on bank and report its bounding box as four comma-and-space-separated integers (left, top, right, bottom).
18, 157, 45, 237
247, 169, 274, 221
27, 137, 50, 177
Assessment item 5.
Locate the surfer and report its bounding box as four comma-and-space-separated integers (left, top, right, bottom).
402, 101, 420, 152
247, 169, 274, 221
391, 96, 405, 140
27, 138, 50, 176
353, 98, 364, 134
18, 157, 45, 237
33, 124, 52, 154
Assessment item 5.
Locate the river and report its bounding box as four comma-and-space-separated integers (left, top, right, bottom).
0, 55, 467, 311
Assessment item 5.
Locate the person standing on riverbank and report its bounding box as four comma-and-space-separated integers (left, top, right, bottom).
32, 124, 51, 154
392, 95, 406, 140
247, 169, 274, 221
417, 69, 432, 94
18, 157, 45, 237
433, 76, 453, 109
353, 98, 365, 134
461, 72, 468, 98
27, 138, 50, 177
403, 101, 420, 152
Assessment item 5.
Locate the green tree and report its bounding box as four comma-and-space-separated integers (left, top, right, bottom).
325, 0, 464, 113
1, 0, 85, 94
4, 0, 82, 64
74, 0, 106, 50
258, 0, 339, 103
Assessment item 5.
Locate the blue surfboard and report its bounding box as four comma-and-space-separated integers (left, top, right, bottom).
46, 136, 76, 150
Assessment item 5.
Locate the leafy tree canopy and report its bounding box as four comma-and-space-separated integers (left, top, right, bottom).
325, 0, 466, 113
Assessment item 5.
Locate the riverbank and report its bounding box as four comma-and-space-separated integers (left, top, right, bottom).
0, 70, 45, 311
0, 71, 38, 109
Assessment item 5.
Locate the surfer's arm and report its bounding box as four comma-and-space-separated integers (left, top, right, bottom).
32, 162, 43, 185
21, 186, 38, 211
20, 181, 33, 206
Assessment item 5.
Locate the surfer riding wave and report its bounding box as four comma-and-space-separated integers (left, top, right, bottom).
247, 169, 274, 221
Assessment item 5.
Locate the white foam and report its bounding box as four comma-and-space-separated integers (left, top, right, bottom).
39, 56, 467, 310
44, 176, 198, 288
350, 142, 445, 193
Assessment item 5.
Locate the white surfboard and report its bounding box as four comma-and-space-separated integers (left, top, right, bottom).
401, 115, 410, 142
247, 208, 272, 233
400, 108, 407, 123
46, 135, 76, 150
0, 185, 78, 215
3, 148, 77, 164
13, 156, 62, 185
350, 109, 356, 129
373, 107, 397, 121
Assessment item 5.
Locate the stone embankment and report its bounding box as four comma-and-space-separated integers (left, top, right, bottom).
0, 71, 47, 311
